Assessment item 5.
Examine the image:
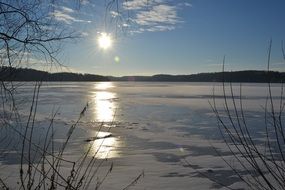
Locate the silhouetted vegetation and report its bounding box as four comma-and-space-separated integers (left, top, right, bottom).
110, 71, 285, 82
0, 0, 138, 189
0, 67, 109, 81
207, 43, 285, 189
2, 67, 285, 83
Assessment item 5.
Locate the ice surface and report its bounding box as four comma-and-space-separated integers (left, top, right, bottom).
0, 82, 283, 189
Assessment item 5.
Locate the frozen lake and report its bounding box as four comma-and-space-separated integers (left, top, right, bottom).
0, 82, 283, 189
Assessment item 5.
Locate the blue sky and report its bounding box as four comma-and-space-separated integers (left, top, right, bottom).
52, 0, 285, 76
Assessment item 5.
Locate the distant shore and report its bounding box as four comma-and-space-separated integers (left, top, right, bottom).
1, 67, 285, 83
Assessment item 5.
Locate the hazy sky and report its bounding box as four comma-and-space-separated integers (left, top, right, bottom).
53, 0, 285, 76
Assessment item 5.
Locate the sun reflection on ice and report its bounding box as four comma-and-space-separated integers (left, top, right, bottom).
95, 91, 116, 122
88, 82, 120, 158
93, 82, 117, 123
89, 131, 121, 159
95, 82, 114, 90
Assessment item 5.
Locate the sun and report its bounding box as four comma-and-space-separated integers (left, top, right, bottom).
97, 33, 112, 50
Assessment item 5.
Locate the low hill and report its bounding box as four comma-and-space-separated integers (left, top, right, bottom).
110, 71, 285, 83
1, 67, 285, 83
0, 67, 109, 81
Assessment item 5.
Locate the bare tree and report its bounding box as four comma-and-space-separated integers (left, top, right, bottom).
209, 41, 285, 189
0, 1, 143, 189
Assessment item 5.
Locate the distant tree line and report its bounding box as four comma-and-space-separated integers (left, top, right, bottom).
0, 67, 109, 81
1, 67, 285, 82
110, 70, 285, 83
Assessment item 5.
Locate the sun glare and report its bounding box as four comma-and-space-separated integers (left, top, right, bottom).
97, 33, 112, 50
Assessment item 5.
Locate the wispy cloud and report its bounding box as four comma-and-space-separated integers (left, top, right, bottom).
61, 6, 75, 13
135, 5, 179, 26
123, 0, 190, 33
180, 2, 192, 7
80, 31, 89, 37
146, 25, 175, 32
110, 11, 120, 18
51, 6, 91, 24
123, 0, 162, 10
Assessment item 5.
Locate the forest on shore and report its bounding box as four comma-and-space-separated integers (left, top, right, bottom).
1, 67, 285, 83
